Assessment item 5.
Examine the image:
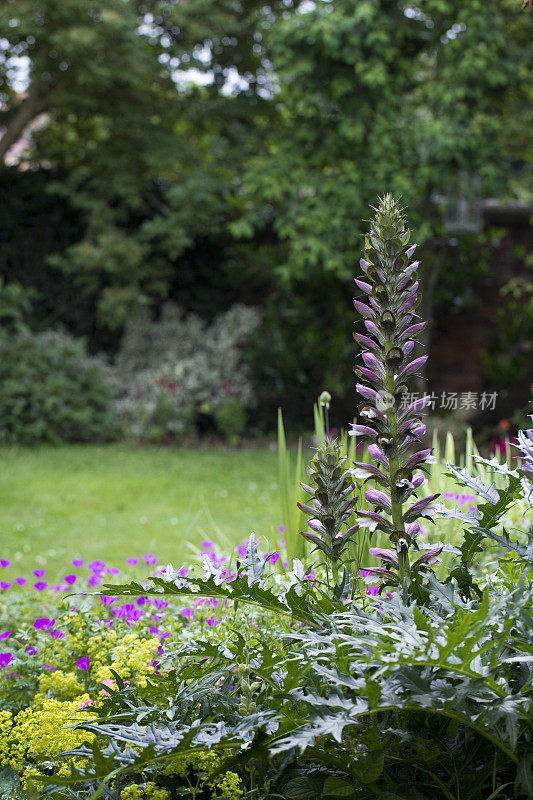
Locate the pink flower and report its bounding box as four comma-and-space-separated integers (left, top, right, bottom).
33, 581, 48, 591
100, 595, 116, 606
15, 577, 27, 586
26, 645, 37, 656
51, 629, 64, 639
0, 560, 10, 568
34, 618, 55, 631
33, 569, 45, 578
0, 582, 12, 591
76, 657, 90, 670
0, 653, 13, 668
181, 608, 194, 620
126, 557, 138, 566
72, 559, 84, 568
107, 567, 120, 576
0, 630, 11, 640
277, 525, 285, 534
64, 575, 77, 585
207, 616, 221, 627
143, 554, 157, 566
87, 575, 100, 587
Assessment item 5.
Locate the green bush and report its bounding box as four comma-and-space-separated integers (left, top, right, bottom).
0, 330, 117, 444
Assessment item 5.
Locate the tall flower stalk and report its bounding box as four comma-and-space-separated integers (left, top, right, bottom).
351, 195, 441, 594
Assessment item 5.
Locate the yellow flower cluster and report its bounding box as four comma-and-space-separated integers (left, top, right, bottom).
0, 697, 94, 770
160, 750, 243, 799
37, 669, 84, 701
121, 782, 170, 800
93, 632, 160, 687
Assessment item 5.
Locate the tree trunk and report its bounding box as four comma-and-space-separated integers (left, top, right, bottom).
0, 89, 48, 164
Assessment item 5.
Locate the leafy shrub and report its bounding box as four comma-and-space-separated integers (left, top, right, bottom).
0, 330, 117, 444
115, 303, 260, 442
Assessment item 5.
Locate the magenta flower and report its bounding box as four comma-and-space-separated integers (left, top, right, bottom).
33, 569, 45, 578
33, 581, 48, 591
143, 554, 157, 566
100, 596, 116, 606
106, 567, 120, 576
15, 577, 27, 586
153, 599, 168, 610
126, 557, 138, 566
201, 541, 214, 549
178, 567, 189, 577
277, 525, 285, 534
0, 560, 10, 568
0, 653, 13, 668
76, 657, 90, 670
42, 663, 55, 671
235, 545, 247, 558
0, 582, 12, 591
51, 629, 64, 639
64, 575, 77, 585
181, 608, 194, 620
34, 618, 55, 631
87, 574, 100, 587
26, 645, 37, 655
0, 630, 11, 640
72, 558, 84, 567
88, 560, 106, 572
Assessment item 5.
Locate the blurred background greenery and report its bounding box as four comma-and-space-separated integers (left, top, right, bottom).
0, 0, 532, 445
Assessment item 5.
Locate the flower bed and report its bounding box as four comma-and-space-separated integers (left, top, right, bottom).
0, 197, 531, 800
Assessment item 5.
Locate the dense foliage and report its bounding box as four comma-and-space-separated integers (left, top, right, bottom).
0, 330, 116, 444
1, 0, 531, 425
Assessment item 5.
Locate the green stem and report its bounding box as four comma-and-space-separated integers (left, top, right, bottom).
384, 370, 410, 592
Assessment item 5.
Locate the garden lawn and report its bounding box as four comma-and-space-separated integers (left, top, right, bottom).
0, 445, 280, 581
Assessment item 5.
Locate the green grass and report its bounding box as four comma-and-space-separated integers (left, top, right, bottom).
0, 445, 280, 580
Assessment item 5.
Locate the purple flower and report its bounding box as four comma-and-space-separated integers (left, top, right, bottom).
0, 560, 10, 568
107, 567, 120, 576
64, 575, 77, 585
0, 653, 13, 668
51, 629, 64, 639
100, 596, 116, 606
235, 545, 248, 558
126, 557, 138, 566
178, 567, 189, 577
153, 599, 168, 610
33, 569, 45, 578
76, 657, 90, 670
201, 541, 214, 549
87, 574, 100, 587
0, 582, 12, 591
72, 558, 84, 568
42, 663, 55, 671
181, 608, 194, 620
207, 616, 221, 627
26, 645, 37, 656
15, 577, 27, 586
34, 618, 55, 631
0, 630, 11, 640
88, 560, 106, 573
33, 582, 48, 591
277, 525, 285, 534
143, 554, 157, 566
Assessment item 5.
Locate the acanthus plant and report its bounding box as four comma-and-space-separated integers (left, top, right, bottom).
297, 438, 358, 591
350, 194, 442, 595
